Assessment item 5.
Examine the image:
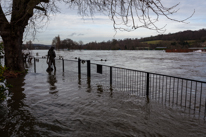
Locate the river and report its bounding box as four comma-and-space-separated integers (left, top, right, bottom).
0, 50, 206, 137
34, 50, 206, 81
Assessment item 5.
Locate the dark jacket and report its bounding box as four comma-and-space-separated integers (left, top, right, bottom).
48, 49, 56, 59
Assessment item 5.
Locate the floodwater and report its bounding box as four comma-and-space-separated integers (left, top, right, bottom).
0, 50, 206, 137
35, 50, 206, 81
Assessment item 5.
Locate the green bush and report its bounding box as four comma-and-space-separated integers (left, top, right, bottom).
0, 65, 7, 101
0, 42, 4, 56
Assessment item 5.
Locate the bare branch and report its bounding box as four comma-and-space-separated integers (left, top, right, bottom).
0, 0, 195, 40
35, 6, 46, 12
69, 0, 194, 32
35, 5, 47, 15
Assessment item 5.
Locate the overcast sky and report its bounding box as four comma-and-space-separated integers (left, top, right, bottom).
25, 0, 206, 45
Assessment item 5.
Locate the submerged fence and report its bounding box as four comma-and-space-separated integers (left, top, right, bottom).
32, 57, 206, 119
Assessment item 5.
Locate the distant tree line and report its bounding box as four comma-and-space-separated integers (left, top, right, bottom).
83, 38, 150, 50
52, 36, 83, 50
26, 29, 206, 51
83, 39, 193, 50
140, 29, 206, 42
51, 37, 150, 50
84, 29, 206, 50
22, 41, 50, 50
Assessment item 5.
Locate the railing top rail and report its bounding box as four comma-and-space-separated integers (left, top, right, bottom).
33, 57, 206, 84
90, 62, 206, 84
35, 57, 77, 62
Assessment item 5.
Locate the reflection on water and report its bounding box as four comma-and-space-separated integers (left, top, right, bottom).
0, 75, 37, 137
47, 70, 57, 91
47, 70, 59, 99
86, 78, 91, 93
0, 72, 206, 136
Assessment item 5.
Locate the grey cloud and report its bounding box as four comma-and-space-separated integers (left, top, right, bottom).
69, 33, 84, 37
69, 33, 77, 36
78, 33, 84, 36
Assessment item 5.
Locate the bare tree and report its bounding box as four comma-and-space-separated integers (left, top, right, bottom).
69, 0, 194, 31
78, 40, 83, 50
61, 38, 75, 50
26, 40, 32, 49
79, 40, 83, 46
0, 0, 194, 71
52, 35, 61, 50
0, 0, 58, 71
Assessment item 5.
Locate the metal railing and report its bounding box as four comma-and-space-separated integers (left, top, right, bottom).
32, 57, 206, 119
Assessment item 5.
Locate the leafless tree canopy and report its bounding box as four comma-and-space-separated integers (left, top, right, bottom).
71, 0, 194, 32
0, 0, 60, 38
0, 0, 194, 37
52, 35, 61, 50
0, 0, 194, 71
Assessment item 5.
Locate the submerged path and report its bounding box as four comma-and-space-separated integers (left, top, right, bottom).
0, 70, 206, 137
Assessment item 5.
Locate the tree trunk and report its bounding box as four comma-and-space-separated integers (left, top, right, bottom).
2, 27, 25, 71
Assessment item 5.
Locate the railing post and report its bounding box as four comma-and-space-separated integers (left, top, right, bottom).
205, 98, 206, 118
110, 67, 112, 85
62, 58, 64, 72
34, 57, 36, 73
146, 73, 149, 98
0, 56, 2, 66
78, 58, 81, 75
87, 60, 91, 77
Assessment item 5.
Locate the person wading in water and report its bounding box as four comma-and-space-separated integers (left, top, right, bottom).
47, 46, 56, 71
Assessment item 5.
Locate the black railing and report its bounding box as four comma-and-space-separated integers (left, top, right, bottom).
32, 57, 206, 119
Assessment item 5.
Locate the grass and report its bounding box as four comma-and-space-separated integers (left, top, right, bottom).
142, 40, 163, 44
142, 40, 198, 46
185, 40, 197, 45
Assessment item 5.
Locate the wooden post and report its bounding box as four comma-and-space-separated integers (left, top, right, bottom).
110, 67, 112, 85
205, 98, 206, 118
34, 57, 36, 73
87, 60, 91, 77
146, 73, 149, 98
62, 58, 64, 72
78, 58, 81, 75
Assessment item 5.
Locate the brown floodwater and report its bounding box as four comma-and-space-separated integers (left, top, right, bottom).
1, 50, 206, 137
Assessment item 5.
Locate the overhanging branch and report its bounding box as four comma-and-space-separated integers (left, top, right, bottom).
35, 6, 47, 15
34, 6, 46, 11
40, 0, 50, 3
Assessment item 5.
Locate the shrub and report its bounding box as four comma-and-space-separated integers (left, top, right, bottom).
0, 66, 7, 101
0, 42, 11, 101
